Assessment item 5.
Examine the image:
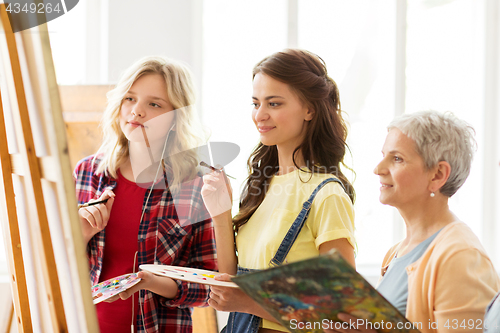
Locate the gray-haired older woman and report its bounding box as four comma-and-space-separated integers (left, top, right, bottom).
329, 111, 499, 333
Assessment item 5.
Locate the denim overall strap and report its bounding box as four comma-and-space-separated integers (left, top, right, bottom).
269, 178, 345, 267
222, 267, 261, 333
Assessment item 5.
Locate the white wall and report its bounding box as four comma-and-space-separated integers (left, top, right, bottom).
104, 0, 202, 83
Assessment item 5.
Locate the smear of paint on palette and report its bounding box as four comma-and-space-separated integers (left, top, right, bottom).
161, 269, 185, 278
91, 273, 141, 304
167, 269, 213, 281
139, 264, 239, 288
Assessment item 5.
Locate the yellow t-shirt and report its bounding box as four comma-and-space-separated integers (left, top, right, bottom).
236, 169, 355, 332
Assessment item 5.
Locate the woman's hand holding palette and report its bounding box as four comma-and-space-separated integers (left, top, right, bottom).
91, 273, 142, 304
140, 264, 238, 288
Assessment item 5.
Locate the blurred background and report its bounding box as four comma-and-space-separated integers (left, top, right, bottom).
0, 0, 499, 329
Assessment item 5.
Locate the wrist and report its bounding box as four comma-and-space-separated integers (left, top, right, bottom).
84, 228, 100, 245
163, 278, 179, 299
83, 232, 93, 245
212, 212, 233, 227
148, 275, 179, 299
247, 298, 261, 314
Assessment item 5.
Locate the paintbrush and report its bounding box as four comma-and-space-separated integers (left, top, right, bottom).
78, 198, 110, 209
200, 161, 236, 179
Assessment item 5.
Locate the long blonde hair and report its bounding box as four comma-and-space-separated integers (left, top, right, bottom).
95, 56, 206, 188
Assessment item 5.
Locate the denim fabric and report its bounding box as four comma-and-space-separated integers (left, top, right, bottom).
484, 292, 500, 332
223, 178, 344, 333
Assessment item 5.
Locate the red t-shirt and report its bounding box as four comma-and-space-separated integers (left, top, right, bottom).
96, 171, 146, 333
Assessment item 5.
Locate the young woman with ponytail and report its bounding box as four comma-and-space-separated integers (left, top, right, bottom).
202, 49, 356, 333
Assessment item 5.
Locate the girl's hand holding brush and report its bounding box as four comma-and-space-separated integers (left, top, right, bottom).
78, 189, 115, 244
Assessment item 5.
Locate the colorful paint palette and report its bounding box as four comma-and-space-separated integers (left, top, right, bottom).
140, 264, 239, 288
91, 273, 141, 304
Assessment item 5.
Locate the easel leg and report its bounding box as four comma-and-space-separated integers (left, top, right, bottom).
7, 301, 14, 333
0, 294, 14, 333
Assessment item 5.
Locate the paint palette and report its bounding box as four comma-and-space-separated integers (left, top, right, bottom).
140, 264, 239, 288
91, 273, 141, 304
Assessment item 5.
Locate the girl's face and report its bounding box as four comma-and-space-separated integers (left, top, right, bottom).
374, 128, 434, 209
119, 73, 175, 142
252, 73, 314, 152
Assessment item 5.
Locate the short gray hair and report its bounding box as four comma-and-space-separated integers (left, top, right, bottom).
388, 111, 476, 197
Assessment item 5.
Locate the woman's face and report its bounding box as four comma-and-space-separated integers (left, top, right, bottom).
252, 73, 313, 152
374, 128, 434, 209
119, 73, 175, 142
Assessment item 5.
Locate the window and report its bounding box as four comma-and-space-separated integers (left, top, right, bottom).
298, 0, 397, 272
201, 0, 288, 193
406, 0, 486, 240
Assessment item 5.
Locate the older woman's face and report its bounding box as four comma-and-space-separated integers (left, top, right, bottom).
374, 128, 433, 208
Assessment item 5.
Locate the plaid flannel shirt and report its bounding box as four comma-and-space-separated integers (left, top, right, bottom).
74, 156, 217, 333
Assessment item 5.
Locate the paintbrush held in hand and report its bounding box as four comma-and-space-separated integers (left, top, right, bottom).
199, 161, 236, 179
78, 198, 110, 209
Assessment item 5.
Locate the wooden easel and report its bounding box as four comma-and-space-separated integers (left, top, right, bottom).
0, 4, 99, 332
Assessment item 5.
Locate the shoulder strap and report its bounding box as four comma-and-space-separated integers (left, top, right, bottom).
269, 178, 345, 267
